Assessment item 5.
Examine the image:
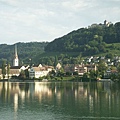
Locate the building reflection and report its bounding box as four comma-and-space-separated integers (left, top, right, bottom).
0, 81, 120, 114
14, 93, 18, 112
34, 82, 52, 102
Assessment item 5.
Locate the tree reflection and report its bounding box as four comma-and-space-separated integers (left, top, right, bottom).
0, 81, 120, 117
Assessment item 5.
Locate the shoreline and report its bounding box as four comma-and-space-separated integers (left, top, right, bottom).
0, 78, 113, 83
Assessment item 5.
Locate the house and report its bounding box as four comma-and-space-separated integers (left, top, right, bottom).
56, 63, 62, 70
74, 65, 87, 75
29, 67, 35, 79
28, 64, 53, 79
85, 64, 97, 72
0, 65, 26, 79
9, 66, 21, 78
104, 70, 118, 78
9, 66, 27, 78
64, 64, 87, 75
64, 64, 97, 76
64, 64, 74, 73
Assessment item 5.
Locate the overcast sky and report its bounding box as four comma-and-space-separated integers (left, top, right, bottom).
0, 0, 120, 44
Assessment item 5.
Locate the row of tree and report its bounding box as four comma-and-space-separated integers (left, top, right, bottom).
1, 60, 10, 79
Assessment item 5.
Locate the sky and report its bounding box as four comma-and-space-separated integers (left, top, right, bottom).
0, 0, 120, 44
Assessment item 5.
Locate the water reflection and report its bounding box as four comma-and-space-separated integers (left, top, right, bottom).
0, 81, 120, 119
14, 93, 18, 112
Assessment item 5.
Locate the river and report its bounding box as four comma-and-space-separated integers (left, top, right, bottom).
0, 81, 120, 120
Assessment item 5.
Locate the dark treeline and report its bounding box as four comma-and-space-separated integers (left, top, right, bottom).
45, 22, 120, 56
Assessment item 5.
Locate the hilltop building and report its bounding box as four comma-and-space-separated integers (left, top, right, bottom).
89, 20, 112, 28
104, 20, 111, 27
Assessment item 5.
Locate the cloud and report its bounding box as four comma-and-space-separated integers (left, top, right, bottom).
61, 0, 93, 11
0, 0, 120, 44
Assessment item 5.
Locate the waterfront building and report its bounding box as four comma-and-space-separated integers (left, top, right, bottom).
29, 65, 53, 79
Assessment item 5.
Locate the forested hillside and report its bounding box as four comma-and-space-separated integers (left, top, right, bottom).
45, 21, 120, 56
0, 42, 48, 66
1, 21, 120, 67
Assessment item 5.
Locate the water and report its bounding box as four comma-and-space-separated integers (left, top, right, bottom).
0, 81, 120, 120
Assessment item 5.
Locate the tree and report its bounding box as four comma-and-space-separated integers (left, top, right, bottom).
97, 60, 108, 78
66, 72, 72, 76
83, 72, 89, 78
19, 70, 26, 79
89, 70, 99, 79
73, 71, 78, 75
105, 53, 113, 59
49, 69, 56, 77
6, 62, 10, 79
117, 64, 120, 73
24, 69, 29, 78
2, 60, 6, 79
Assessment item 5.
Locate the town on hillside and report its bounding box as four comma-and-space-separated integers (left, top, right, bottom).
0, 44, 119, 81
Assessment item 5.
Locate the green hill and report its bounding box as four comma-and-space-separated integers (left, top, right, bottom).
1, 21, 120, 66
45, 21, 120, 56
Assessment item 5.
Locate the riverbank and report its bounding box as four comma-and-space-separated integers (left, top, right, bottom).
0, 79, 8, 82
0, 76, 114, 83
0, 77, 97, 82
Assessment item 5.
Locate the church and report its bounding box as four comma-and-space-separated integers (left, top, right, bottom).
9, 44, 26, 78
0, 44, 53, 80
0, 44, 26, 79
13, 44, 19, 66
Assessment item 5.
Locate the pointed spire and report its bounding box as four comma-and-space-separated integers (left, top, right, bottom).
13, 44, 19, 66
15, 44, 18, 59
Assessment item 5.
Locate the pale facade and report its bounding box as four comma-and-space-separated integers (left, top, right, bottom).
29, 67, 35, 79
64, 64, 97, 76
29, 65, 53, 79
0, 66, 26, 79
56, 63, 62, 70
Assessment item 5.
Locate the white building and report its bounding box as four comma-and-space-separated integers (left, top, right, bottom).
56, 63, 62, 70
29, 65, 53, 79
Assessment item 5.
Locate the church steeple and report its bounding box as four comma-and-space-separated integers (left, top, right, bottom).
13, 44, 19, 66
